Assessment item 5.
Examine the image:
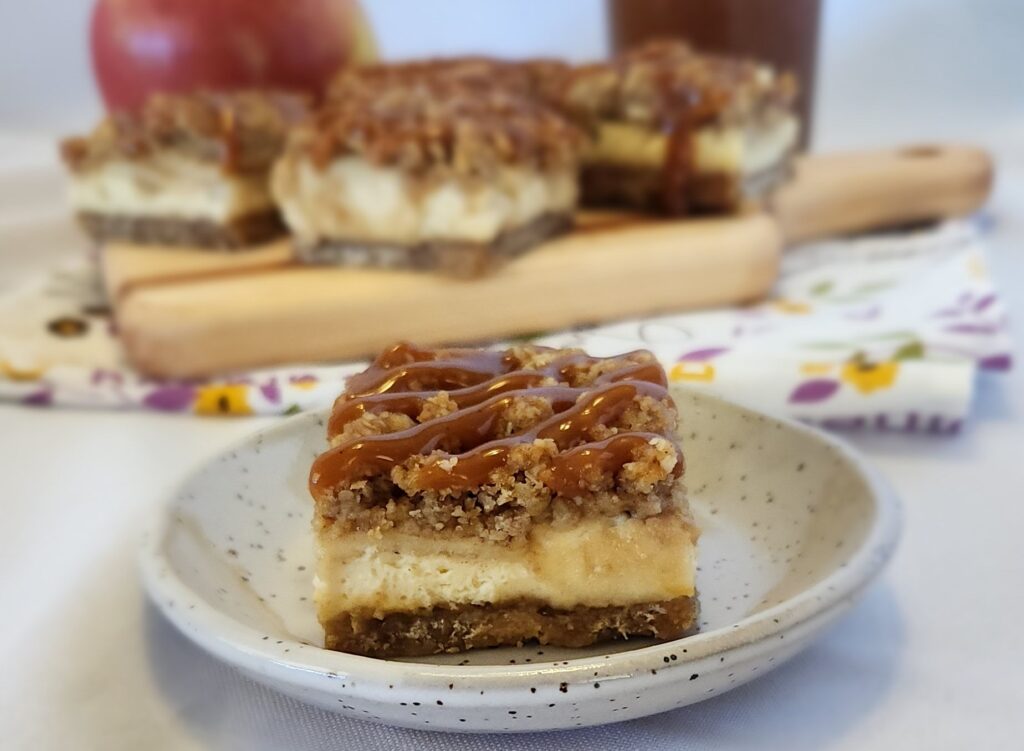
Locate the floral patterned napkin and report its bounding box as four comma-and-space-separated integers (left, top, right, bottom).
0, 219, 1011, 433
540, 220, 1011, 433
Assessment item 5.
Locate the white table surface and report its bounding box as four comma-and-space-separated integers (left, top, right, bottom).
2, 135, 1023, 750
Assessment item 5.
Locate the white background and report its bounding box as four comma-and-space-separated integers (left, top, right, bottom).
1, 1, 1023, 749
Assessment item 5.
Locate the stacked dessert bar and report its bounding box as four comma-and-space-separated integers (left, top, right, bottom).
308, 343, 699, 657
562, 41, 799, 214
272, 73, 580, 277
60, 91, 308, 248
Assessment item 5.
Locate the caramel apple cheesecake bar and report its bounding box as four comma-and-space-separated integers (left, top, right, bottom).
60, 91, 308, 249
308, 343, 699, 657
272, 81, 580, 278
562, 40, 800, 215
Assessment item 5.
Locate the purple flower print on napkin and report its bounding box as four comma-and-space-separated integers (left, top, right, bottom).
678, 347, 729, 362
259, 379, 281, 404
22, 387, 53, 406
142, 384, 196, 411
788, 379, 841, 404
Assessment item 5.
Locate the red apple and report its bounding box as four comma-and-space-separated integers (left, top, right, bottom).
90, 0, 377, 111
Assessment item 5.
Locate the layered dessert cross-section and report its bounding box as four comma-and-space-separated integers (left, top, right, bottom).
60, 90, 308, 249
272, 79, 580, 278
308, 343, 699, 657
561, 40, 800, 215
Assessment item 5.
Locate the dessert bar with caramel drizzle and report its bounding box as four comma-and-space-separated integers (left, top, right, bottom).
309, 343, 698, 657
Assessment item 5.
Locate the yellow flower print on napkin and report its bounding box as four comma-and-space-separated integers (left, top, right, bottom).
771, 299, 813, 315
194, 384, 253, 415
288, 374, 319, 391
670, 362, 716, 382
841, 356, 900, 394
800, 362, 835, 376
967, 253, 989, 280
1, 360, 44, 382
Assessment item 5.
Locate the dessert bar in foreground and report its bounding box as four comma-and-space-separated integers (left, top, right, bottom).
60, 91, 308, 249
272, 80, 580, 277
308, 343, 699, 657
562, 40, 800, 214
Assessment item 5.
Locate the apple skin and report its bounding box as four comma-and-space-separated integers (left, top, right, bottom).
90, 0, 377, 111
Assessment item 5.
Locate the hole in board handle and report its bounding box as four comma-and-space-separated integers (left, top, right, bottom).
900, 145, 943, 159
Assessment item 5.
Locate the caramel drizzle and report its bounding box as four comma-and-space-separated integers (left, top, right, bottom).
342, 342, 515, 396
328, 370, 550, 438
312, 344, 681, 498
543, 433, 666, 497
351, 341, 658, 391
596, 41, 743, 215
662, 112, 695, 215
311, 380, 676, 494
323, 358, 667, 436
344, 342, 664, 396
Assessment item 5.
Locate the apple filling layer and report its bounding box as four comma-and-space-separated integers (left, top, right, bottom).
273, 156, 576, 246
316, 512, 697, 621
586, 114, 799, 179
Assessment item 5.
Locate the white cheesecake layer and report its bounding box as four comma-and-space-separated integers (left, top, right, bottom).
586, 114, 799, 176
315, 512, 697, 619
272, 156, 578, 245
68, 155, 274, 221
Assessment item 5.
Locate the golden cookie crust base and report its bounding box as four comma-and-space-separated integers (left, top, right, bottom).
77, 210, 286, 249
322, 595, 699, 658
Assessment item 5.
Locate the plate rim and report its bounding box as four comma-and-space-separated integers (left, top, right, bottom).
139, 388, 902, 695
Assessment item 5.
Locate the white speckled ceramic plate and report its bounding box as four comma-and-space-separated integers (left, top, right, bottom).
140, 387, 900, 733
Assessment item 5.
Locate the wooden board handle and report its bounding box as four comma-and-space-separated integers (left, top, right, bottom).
771, 144, 993, 244
102, 239, 294, 300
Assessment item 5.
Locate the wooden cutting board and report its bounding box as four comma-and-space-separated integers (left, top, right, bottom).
108, 144, 992, 378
